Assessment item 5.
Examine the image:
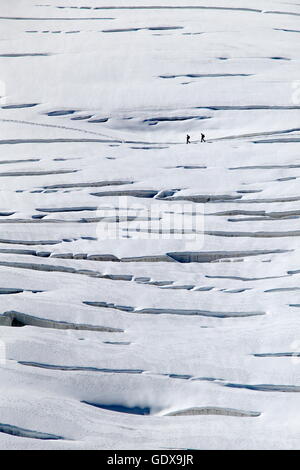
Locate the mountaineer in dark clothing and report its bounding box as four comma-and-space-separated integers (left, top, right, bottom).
186, 134, 191, 144
201, 133, 206, 143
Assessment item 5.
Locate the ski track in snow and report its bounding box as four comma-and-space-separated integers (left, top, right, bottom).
0, 0, 300, 450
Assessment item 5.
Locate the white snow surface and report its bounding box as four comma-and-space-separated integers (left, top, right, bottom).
0, 0, 300, 449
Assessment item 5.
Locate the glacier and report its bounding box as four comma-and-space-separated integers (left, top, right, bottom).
0, 0, 300, 449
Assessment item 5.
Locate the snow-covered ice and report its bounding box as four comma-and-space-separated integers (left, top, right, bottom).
0, 0, 300, 449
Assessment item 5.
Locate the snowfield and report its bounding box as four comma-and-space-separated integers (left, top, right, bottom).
0, 0, 300, 449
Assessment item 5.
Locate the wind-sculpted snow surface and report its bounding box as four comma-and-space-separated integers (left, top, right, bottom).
0, 0, 300, 450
